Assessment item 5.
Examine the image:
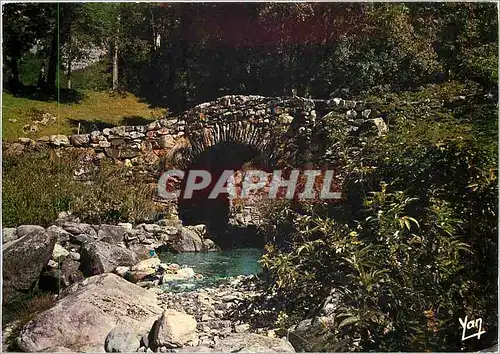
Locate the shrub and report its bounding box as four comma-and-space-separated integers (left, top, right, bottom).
2, 148, 80, 227
71, 159, 164, 224
259, 85, 498, 351
2, 149, 165, 227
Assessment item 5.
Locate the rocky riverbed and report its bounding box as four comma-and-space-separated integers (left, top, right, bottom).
2, 215, 297, 353
5, 269, 292, 353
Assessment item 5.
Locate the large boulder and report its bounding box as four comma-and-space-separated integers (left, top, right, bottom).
3, 229, 57, 302
62, 222, 97, 238
80, 241, 138, 276
46, 225, 72, 245
97, 224, 127, 244
17, 273, 162, 352
16, 225, 45, 238
213, 333, 295, 353
151, 309, 198, 348
170, 228, 203, 253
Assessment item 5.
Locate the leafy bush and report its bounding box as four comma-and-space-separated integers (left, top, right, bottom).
259, 85, 498, 351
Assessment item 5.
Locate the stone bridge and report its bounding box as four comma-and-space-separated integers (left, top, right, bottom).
10, 94, 389, 247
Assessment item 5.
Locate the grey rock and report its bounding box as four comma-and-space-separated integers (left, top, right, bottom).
50, 134, 70, 147
371, 117, 389, 136
46, 225, 72, 245
16, 225, 45, 238
17, 273, 162, 352
2, 228, 17, 243
152, 310, 198, 348
202, 239, 219, 252
287, 317, 333, 352
170, 228, 203, 253
3, 229, 57, 302
98, 224, 127, 244
234, 324, 250, 333
62, 222, 97, 238
69, 233, 95, 245
99, 140, 112, 148
140, 333, 150, 349
52, 243, 70, 261
80, 241, 138, 276
176, 346, 212, 352
144, 224, 162, 233
69, 251, 81, 261
105, 325, 142, 353
129, 131, 146, 139
60, 259, 84, 287
148, 121, 161, 131
70, 134, 90, 146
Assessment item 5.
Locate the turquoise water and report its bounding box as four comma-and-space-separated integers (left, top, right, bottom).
158, 248, 264, 292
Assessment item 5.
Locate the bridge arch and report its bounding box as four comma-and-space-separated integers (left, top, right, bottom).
165, 95, 317, 247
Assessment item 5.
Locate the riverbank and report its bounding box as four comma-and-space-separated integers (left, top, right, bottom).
4, 269, 292, 353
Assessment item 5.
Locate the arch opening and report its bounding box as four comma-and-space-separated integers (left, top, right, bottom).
177, 141, 271, 249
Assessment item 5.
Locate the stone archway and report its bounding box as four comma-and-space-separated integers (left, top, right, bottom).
167, 95, 317, 248
176, 141, 265, 248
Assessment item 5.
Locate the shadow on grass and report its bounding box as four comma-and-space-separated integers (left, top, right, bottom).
67, 116, 156, 134
6, 84, 86, 104
120, 115, 156, 126
68, 119, 116, 134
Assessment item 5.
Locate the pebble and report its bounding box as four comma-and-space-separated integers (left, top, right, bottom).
69, 251, 80, 261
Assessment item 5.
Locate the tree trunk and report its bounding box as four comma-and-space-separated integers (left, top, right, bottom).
47, 29, 58, 91
67, 58, 72, 89
150, 6, 157, 51
112, 41, 119, 91
9, 57, 20, 89
112, 14, 120, 91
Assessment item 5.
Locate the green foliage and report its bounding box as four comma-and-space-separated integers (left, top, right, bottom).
2, 149, 164, 227
2, 149, 78, 227
18, 52, 44, 86
71, 159, 163, 224
259, 85, 498, 351
62, 60, 111, 91
3, 3, 497, 105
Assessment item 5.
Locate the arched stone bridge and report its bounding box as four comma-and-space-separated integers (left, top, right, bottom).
164, 95, 318, 169
12, 94, 389, 247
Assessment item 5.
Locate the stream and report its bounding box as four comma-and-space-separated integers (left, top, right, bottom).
158, 248, 264, 292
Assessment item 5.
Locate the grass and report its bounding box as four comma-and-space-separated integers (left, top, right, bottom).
2, 291, 57, 351
2, 90, 167, 141
2, 149, 166, 227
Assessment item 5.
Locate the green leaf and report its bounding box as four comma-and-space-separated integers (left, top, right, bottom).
338, 315, 360, 329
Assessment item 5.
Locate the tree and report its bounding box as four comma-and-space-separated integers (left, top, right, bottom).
59, 3, 94, 89
2, 3, 55, 89
82, 3, 122, 91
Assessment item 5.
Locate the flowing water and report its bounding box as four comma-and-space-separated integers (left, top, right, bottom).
158, 248, 264, 292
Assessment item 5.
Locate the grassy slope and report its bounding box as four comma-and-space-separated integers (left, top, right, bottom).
2, 90, 167, 141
